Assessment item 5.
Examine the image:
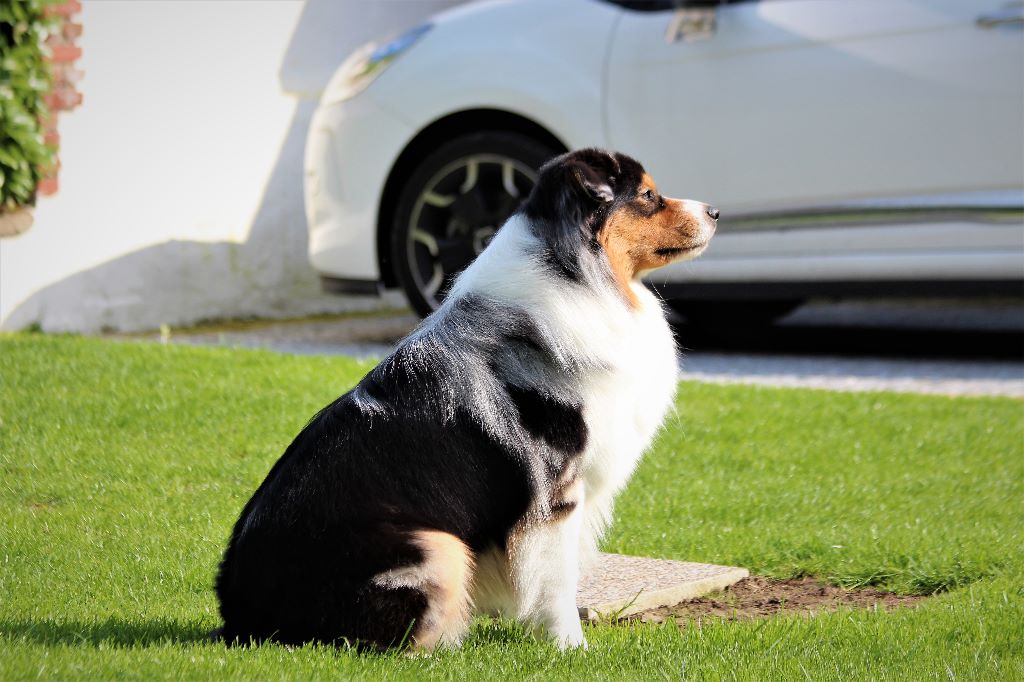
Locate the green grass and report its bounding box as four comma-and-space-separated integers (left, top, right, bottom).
1, 335, 1022, 680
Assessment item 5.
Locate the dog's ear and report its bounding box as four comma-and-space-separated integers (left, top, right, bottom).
521, 148, 627, 279
568, 160, 614, 204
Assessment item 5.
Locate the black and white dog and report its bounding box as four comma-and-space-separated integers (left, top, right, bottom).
215, 148, 717, 650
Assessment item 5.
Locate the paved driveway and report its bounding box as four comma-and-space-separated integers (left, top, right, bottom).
157, 300, 1024, 398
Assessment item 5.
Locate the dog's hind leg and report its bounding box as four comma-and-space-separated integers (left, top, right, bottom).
370, 530, 475, 650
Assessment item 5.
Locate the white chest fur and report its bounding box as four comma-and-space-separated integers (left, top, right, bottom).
576, 283, 678, 552
583, 286, 677, 477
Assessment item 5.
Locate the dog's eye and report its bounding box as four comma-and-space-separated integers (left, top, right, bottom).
642, 189, 656, 201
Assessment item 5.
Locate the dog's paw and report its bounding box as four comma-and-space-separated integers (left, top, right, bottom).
554, 623, 588, 651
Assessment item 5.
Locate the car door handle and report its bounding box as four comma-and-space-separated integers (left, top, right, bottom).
666, 8, 717, 43
977, 3, 1024, 28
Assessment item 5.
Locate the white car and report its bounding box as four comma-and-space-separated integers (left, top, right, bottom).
304, 0, 1024, 321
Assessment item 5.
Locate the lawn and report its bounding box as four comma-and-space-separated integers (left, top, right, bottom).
1, 335, 1022, 680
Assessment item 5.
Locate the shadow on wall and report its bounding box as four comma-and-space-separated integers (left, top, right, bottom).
3, 101, 398, 334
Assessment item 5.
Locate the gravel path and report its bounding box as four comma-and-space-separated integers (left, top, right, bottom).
678, 352, 1022, 397
157, 309, 1024, 398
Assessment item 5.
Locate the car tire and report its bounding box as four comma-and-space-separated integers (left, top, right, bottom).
390, 131, 559, 317
669, 300, 804, 328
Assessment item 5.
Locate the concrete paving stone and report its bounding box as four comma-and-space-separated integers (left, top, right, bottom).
577, 553, 749, 621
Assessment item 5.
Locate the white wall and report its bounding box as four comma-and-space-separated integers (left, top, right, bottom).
0, 0, 418, 333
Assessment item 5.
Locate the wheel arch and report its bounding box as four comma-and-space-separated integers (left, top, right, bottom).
375, 108, 568, 288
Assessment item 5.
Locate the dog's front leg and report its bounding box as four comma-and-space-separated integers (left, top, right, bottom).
509, 485, 587, 650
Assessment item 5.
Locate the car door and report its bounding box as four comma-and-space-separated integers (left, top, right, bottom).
605, 0, 1024, 289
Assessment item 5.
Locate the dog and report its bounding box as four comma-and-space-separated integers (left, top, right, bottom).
214, 148, 717, 650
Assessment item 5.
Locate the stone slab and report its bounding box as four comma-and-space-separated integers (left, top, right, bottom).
577, 553, 749, 621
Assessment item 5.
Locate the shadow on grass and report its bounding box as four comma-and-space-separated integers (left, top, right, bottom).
0, 616, 214, 648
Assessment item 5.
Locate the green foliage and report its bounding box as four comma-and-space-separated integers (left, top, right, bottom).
1, 336, 1022, 679
0, 0, 56, 212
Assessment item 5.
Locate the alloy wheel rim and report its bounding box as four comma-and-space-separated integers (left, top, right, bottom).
406, 154, 538, 310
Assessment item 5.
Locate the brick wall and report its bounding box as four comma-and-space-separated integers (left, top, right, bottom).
38, 0, 83, 197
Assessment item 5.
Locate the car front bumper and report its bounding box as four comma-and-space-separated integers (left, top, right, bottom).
304, 94, 416, 285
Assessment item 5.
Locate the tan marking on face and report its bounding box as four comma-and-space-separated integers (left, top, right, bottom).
598, 174, 712, 309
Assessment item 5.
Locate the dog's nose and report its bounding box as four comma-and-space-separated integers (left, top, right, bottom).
706, 206, 720, 220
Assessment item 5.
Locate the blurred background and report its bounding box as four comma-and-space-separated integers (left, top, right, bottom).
1, 0, 1021, 370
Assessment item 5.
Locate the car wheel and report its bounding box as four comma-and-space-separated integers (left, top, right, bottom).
669, 300, 804, 328
390, 132, 559, 317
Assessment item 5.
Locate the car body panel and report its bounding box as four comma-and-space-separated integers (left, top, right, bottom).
659, 250, 1022, 283
608, 0, 1024, 285
368, 0, 617, 154
305, 92, 416, 280
607, 0, 1024, 208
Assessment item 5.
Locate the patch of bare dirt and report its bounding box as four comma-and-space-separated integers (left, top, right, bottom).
630, 576, 925, 625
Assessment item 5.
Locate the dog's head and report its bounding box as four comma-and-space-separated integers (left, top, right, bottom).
522, 148, 717, 306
